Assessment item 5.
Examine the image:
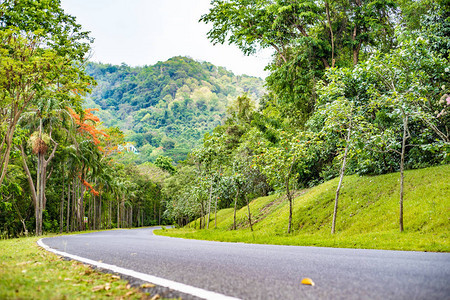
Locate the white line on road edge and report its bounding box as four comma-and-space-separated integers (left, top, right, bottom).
37, 239, 240, 300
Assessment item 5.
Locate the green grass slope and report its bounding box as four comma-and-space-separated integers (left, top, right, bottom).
157, 164, 450, 252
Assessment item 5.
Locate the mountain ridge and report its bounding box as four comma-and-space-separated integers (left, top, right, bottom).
84, 56, 266, 162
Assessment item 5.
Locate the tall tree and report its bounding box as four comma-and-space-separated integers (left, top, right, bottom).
0, 0, 94, 187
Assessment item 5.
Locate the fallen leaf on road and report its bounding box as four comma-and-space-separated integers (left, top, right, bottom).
301, 278, 315, 286
150, 295, 160, 300
141, 283, 156, 288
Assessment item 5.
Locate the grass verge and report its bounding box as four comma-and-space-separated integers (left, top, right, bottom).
156, 164, 450, 252
0, 235, 163, 299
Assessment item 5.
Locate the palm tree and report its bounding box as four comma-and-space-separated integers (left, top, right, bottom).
18, 98, 73, 235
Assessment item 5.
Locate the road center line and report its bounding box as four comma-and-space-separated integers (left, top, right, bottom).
37, 238, 240, 300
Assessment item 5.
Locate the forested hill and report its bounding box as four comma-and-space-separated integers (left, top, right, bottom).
84, 57, 265, 162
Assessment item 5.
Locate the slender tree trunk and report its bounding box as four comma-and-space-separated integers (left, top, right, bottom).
325, 1, 335, 68
137, 207, 140, 227
81, 181, 86, 231
158, 204, 161, 225
207, 177, 213, 229
99, 193, 102, 229
66, 183, 71, 233
0, 124, 16, 187
200, 201, 204, 229
245, 195, 253, 231
93, 195, 96, 230
70, 178, 77, 232
75, 178, 80, 230
286, 157, 297, 234
331, 121, 353, 234
109, 196, 112, 229
214, 196, 218, 228
286, 184, 293, 234
352, 0, 362, 65
399, 114, 409, 233
130, 205, 133, 228
12, 201, 28, 236
59, 177, 64, 233
117, 196, 120, 228
233, 187, 239, 230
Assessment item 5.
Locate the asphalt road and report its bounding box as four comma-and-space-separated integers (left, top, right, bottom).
41, 227, 450, 300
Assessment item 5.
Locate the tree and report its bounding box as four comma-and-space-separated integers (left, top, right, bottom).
255, 130, 318, 233
201, 0, 397, 125
0, 0, 94, 187
155, 155, 177, 175
354, 31, 449, 232
312, 67, 373, 233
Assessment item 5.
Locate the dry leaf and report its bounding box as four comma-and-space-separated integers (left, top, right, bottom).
141, 283, 156, 288
105, 283, 111, 291
150, 295, 161, 300
125, 291, 134, 296
301, 278, 315, 286
92, 285, 105, 292
111, 275, 121, 280
126, 284, 131, 289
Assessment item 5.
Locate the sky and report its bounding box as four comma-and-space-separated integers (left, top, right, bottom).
60, 0, 273, 78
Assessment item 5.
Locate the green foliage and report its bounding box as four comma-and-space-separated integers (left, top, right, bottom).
158, 164, 450, 252
84, 57, 265, 162
154, 155, 176, 175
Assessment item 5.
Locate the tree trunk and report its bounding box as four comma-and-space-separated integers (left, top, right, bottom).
71, 181, 75, 231
66, 183, 71, 233
286, 157, 297, 234
0, 123, 17, 187
99, 193, 102, 229
130, 205, 133, 228
214, 196, 218, 228
233, 187, 239, 230
117, 196, 120, 228
286, 188, 293, 234
109, 196, 112, 229
207, 177, 213, 229
399, 114, 409, 233
352, 0, 362, 65
331, 120, 353, 234
245, 195, 253, 231
18, 124, 57, 236
59, 177, 64, 233
158, 204, 161, 225
325, 1, 335, 68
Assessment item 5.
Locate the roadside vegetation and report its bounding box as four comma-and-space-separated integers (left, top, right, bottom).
157, 164, 450, 252
0, 235, 158, 299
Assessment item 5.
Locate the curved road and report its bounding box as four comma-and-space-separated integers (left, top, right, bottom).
41, 227, 450, 299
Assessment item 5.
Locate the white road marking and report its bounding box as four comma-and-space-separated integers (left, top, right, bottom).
37, 238, 240, 300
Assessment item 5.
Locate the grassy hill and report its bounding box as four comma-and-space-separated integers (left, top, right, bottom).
157, 164, 450, 252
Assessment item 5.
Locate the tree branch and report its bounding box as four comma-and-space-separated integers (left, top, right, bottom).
18, 143, 37, 208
